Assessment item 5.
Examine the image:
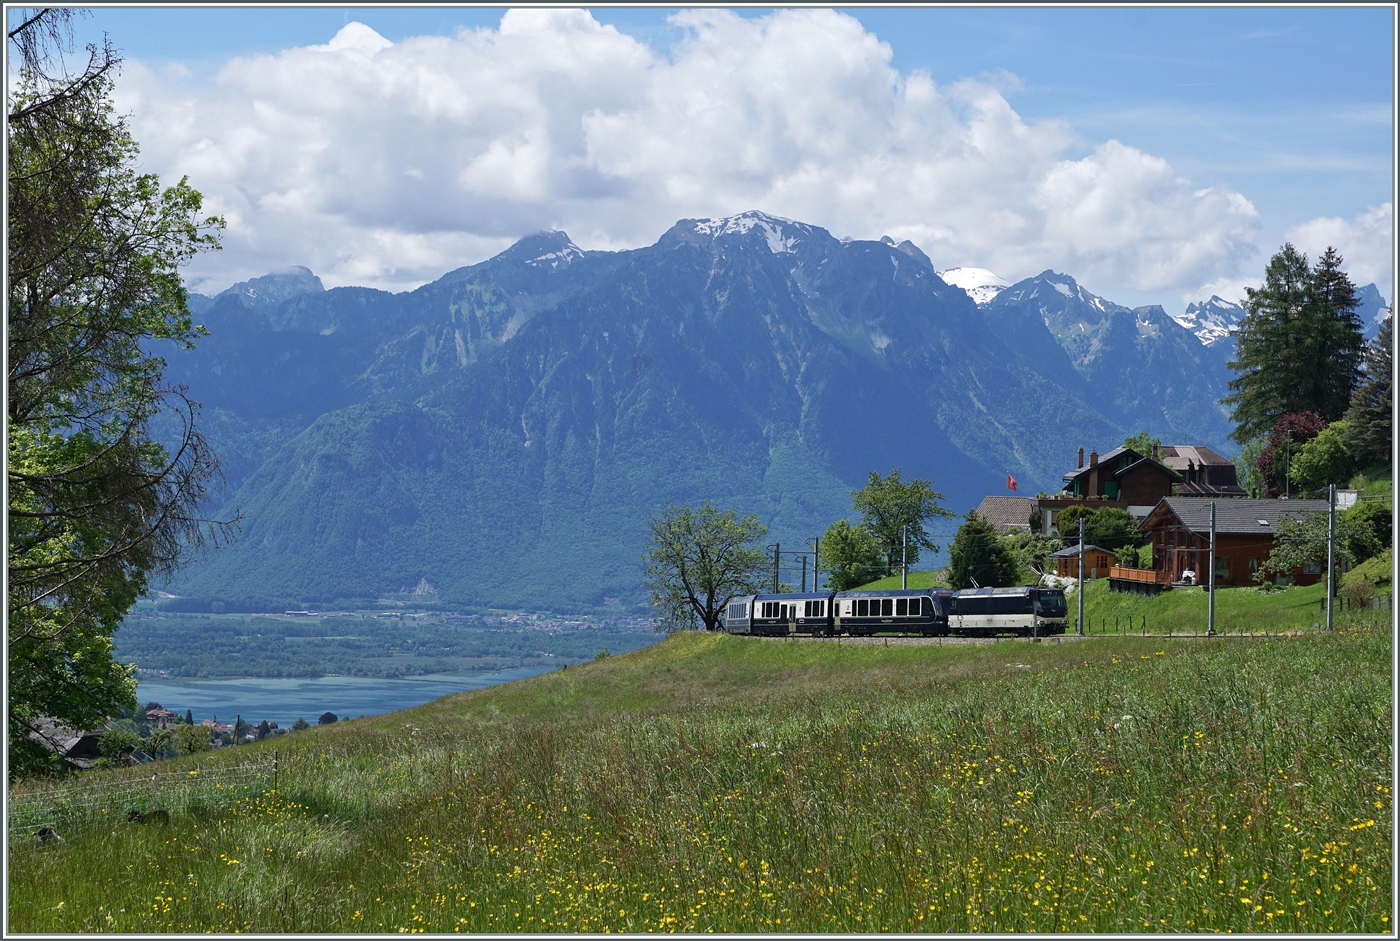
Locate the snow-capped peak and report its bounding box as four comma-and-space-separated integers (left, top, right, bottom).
692, 211, 811, 254
525, 242, 585, 269
936, 267, 1010, 307
1174, 295, 1244, 346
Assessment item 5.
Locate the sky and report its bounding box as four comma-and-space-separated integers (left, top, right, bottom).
18, 6, 1396, 312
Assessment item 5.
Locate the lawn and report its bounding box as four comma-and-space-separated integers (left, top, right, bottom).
8, 623, 1391, 933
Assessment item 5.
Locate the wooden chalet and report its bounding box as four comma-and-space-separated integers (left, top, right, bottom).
1039, 445, 1180, 535
1155, 445, 1247, 497
1138, 497, 1332, 587
1061, 445, 1180, 503
1051, 544, 1116, 579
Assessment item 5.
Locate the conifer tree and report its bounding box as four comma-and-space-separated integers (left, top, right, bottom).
1225, 244, 1365, 444
1343, 311, 1392, 469
1307, 247, 1366, 420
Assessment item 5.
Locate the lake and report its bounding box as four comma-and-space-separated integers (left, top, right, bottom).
136, 667, 554, 728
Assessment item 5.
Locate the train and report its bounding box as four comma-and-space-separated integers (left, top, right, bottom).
722, 585, 1068, 638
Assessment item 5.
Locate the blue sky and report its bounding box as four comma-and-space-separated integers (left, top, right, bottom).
32, 6, 1395, 309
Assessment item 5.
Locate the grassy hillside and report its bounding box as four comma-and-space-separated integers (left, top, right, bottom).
9, 625, 1390, 933
1073, 579, 1349, 635
848, 570, 948, 590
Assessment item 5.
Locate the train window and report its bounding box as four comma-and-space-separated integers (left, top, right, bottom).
896, 598, 908, 616
882, 599, 893, 616
856, 599, 868, 617
958, 597, 989, 615
816, 600, 824, 617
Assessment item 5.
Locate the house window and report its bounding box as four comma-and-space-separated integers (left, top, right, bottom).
1105, 481, 1119, 499
1304, 562, 1322, 575
1249, 558, 1259, 576
1215, 557, 1230, 579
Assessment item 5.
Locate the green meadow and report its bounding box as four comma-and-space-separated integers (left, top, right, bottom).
10, 612, 1390, 933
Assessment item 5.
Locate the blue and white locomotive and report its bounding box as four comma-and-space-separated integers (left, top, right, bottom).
722, 585, 1067, 638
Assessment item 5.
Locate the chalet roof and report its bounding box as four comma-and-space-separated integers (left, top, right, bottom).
1175, 479, 1249, 497
1051, 544, 1108, 557
1157, 445, 1233, 470
1062, 447, 1180, 485
974, 496, 1035, 533
1140, 496, 1331, 536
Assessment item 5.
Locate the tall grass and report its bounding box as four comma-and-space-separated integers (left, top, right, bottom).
1076, 579, 1394, 636
8, 626, 1390, 932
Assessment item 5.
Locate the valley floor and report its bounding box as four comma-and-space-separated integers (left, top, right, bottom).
8, 616, 1391, 933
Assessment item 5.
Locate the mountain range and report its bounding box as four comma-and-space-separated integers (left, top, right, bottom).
157, 212, 1387, 614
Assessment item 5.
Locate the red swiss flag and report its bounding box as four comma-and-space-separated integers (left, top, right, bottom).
1007, 473, 1017, 491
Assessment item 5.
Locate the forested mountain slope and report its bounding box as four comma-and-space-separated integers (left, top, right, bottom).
164, 212, 1238, 612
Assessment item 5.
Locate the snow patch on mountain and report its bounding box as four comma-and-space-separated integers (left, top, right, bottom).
1174, 295, 1243, 346
693, 211, 810, 254
526, 243, 585, 269
937, 267, 1010, 306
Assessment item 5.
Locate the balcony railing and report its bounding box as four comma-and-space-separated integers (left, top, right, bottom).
1108, 566, 1171, 585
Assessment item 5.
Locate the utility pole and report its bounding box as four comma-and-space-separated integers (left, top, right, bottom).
901, 525, 908, 589
1077, 517, 1085, 636
806, 537, 820, 592
774, 542, 780, 593
1327, 483, 1336, 631
1284, 433, 1291, 499
801, 555, 808, 593
1207, 501, 1217, 636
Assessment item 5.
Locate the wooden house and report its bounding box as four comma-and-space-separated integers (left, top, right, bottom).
1039, 445, 1180, 535
1051, 544, 1116, 579
1138, 496, 1332, 587
1155, 445, 1247, 497
1060, 446, 1180, 503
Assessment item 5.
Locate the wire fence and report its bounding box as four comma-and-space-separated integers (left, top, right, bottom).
8, 757, 275, 841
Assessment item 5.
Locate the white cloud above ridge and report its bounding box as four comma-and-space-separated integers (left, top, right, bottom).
115, 8, 1268, 297
1285, 202, 1393, 299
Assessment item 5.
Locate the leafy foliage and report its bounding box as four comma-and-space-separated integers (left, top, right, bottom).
1084, 507, 1142, 552
818, 520, 884, 591
1289, 421, 1354, 494
851, 468, 954, 576
642, 502, 768, 632
1234, 436, 1267, 497
1000, 531, 1064, 580
1054, 504, 1095, 538
1226, 244, 1365, 444
947, 513, 1018, 589
97, 729, 141, 765
1256, 412, 1327, 498
6, 14, 228, 777
1259, 510, 1379, 582
173, 722, 211, 755
1122, 431, 1161, 456
1345, 502, 1391, 554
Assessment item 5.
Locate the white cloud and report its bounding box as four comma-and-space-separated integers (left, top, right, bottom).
1285, 202, 1393, 295
1185, 275, 1260, 309
115, 9, 1264, 295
